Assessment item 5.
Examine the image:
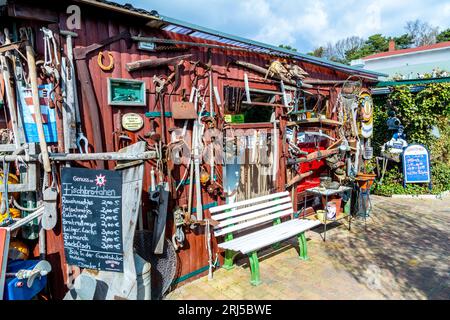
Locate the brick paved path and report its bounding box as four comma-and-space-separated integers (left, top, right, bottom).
166, 195, 450, 300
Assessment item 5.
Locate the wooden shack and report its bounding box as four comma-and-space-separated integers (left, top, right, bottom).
0, 0, 383, 299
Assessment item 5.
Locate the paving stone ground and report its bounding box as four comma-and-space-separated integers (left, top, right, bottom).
166, 195, 450, 300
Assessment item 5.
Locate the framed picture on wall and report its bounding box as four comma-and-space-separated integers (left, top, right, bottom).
107, 78, 146, 106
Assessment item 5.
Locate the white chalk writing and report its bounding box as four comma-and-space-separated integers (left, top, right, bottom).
61, 168, 123, 272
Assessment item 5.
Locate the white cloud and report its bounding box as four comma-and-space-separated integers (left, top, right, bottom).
117, 0, 450, 52
365, 2, 382, 32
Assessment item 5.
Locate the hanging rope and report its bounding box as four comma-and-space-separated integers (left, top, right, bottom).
205, 219, 218, 280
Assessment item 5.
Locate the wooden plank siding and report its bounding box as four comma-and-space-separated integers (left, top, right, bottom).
0, 0, 374, 298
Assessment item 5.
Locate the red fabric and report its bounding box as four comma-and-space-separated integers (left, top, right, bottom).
295, 141, 328, 193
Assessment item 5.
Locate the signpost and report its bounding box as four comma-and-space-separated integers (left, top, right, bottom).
61, 167, 123, 272
402, 144, 432, 190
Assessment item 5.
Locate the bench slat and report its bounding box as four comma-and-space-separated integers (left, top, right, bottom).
239, 221, 320, 254
212, 196, 291, 221
216, 202, 293, 228
218, 219, 309, 249
219, 219, 321, 254
209, 191, 289, 214
215, 202, 292, 229
214, 208, 293, 237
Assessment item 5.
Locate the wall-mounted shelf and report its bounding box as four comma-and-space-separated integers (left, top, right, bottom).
287, 118, 342, 127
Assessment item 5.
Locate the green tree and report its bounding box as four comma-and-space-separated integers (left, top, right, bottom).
345, 34, 389, 61
436, 28, 450, 42
365, 34, 390, 52
278, 44, 297, 52
307, 46, 324, 57
393, 33, 414, 49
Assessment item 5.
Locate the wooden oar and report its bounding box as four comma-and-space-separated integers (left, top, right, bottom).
25, 41, 51, 172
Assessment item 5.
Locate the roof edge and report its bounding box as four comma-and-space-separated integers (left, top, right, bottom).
376, 76, 450, 87
363, 41, 450, 61
160, 15, 386, 79
74, 0, 161, 20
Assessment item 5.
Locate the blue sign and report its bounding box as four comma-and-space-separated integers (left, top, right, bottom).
18, 83, 58, 143
402, 144, 431, 184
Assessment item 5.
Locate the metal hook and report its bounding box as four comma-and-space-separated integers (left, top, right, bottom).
76, 132, 89, 154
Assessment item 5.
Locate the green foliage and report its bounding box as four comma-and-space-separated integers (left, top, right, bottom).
431, 162, 450, 192
373, 168, 431, 196
372, 83, 450, 196
393, 33, 414, 49
388, 84, 450, 147
372, 95, 390, 155
374, 163, 450, 196
346, 34, 389, 61
278, 44, 297, 52
308, 20, 443, 64
436, 28, 450, 43
308, 47, 324, 57
430, 118, 450, 164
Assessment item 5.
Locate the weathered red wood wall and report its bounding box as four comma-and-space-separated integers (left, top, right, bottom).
1, 0, 374, 298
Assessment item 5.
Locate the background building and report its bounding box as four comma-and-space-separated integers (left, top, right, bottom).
351, 40, 450, 81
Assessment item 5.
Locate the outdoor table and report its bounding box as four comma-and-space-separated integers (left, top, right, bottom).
302, 186, 352, 241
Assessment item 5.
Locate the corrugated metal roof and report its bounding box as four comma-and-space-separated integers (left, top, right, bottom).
80, 0, 386, 78
371, 86, 426, 95
158, 15, 386, 78
376, 77, 450, 87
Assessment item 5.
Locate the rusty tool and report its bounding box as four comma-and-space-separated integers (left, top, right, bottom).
60, 29, 89, 154
152, 75, 172, 144
171, 101, 197, 120
285, 170, 313, 189
126, 54, 192, 72
73, 31, 132, 167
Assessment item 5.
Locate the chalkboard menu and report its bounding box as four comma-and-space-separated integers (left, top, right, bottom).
402, 144, 431, 184
61, 167, 123, 272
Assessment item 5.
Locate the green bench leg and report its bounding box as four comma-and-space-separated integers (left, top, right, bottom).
223, 249, 237, 270
297, 232, 309, 260
223, 233, 236, 270
248, 251, 262, 286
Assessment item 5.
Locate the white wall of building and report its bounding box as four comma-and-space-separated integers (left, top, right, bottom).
350, 47, 450, 79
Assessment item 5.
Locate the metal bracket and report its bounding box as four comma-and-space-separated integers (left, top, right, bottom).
2, 143, 38, 193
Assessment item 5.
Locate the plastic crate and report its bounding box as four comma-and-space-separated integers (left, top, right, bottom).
4, 260, 47, 300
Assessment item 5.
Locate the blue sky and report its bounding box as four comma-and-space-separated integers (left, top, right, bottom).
115, 0, 450, 53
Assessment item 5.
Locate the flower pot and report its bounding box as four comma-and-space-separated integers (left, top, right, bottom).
355, 173, 376, 190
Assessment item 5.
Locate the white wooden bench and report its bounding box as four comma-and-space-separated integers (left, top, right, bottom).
210, 191, 320, 285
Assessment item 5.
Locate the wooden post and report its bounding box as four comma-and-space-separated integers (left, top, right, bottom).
25, 42, 51, 172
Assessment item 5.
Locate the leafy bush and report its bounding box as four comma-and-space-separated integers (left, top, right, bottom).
372, 83, 450, 195
431, 162, 450, 193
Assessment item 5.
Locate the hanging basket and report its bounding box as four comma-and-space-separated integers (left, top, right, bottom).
355, 173, 376, 190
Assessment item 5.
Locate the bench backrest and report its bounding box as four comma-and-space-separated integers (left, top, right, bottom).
209, 191, 293, 237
